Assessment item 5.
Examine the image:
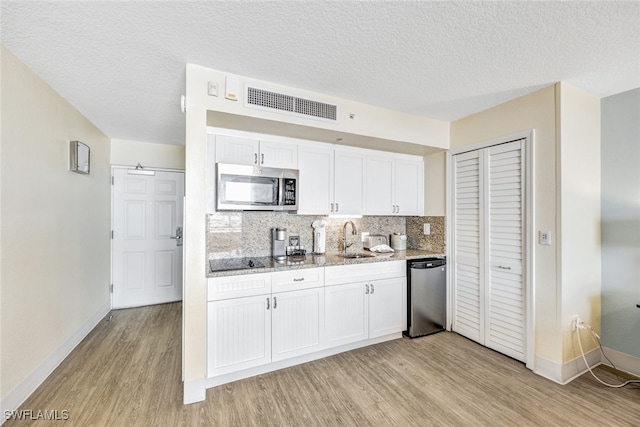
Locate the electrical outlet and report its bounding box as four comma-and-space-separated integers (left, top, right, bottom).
572, 315, 580, 331
361, 232, 369, 242
423, 223, 431, 235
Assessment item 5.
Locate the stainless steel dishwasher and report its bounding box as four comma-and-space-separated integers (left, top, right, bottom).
405, 258, 446, 338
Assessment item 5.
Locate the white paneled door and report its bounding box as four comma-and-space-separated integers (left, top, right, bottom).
452, 139, 526, 363
112, 168, 184, 308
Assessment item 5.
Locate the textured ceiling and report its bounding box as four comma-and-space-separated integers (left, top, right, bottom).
1, 1, 639, 146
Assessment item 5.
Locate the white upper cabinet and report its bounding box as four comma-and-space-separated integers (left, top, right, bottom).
259, 140, 298, 169
214, 134, 297, 169
333, 149, 365, 215
365, 155, 394, 215
394, 156, 424, 216
297, 144, 334, 215
365, 153, 424, 216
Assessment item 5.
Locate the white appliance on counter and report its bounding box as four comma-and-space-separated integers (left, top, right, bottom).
390, 233, 407, 251
312, 220, 327, 254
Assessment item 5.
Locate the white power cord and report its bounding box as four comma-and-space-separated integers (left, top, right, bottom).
575, 320, 640, 388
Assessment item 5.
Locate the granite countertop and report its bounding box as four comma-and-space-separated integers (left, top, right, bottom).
208, 249, 446, 278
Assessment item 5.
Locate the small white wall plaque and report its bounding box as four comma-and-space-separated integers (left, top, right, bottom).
70, 140, 90, 174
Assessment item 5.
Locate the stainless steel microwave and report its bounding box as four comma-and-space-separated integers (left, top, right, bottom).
216, 163, 299, 211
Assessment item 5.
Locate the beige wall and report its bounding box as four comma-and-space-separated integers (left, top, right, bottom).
451, 83, 603, 368
451, 85, 561, 363
1, 46, 111, 405
111, 139, 185, 170
424, 151, 447, 216
558, 83, 601, 360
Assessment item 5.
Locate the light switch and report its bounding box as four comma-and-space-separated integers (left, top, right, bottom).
539, 230, 552, 245
423, 223, 431, 235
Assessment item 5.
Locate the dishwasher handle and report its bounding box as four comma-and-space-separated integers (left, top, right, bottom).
410, 259, 446, 269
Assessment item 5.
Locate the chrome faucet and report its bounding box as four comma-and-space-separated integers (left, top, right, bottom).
342, 220, 358, 254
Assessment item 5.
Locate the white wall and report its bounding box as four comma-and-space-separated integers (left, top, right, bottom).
111, 139, 185, 170
557, 83, 601, 360
1, 45, 111, 413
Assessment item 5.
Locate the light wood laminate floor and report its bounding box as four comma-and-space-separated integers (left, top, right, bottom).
7, 302, 638, 426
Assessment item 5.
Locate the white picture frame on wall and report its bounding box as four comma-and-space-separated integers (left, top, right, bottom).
70, 140, 90, 174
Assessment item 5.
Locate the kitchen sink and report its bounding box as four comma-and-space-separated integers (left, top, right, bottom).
338, 252, 376, 259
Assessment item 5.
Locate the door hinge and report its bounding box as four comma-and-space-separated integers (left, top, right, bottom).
109, 284, 113, 293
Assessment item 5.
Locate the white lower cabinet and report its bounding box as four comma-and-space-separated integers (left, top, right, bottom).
207, 261, 407, 382
272, 287, 325, 361
368, 277, 406, 338
325, 276, 405, 348
207, 285, 324, 377
325, 282, 369, 347
207, 295, 271, 376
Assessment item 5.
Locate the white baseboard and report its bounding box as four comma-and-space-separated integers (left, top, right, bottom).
601, 346, 640, 377
1, 302, 110, 425
534, 347, 601, 385
183, 378, 206, 404
205, 333, 402, 390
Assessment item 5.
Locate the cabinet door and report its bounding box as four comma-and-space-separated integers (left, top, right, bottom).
214, 134, 259, 165
271, 288, 325, 362
298, 145, 334, 215
394, 157, 424, 216
207, 296, 271, 377
334, 150, 365, 215
368, 277, 405, 339
259, 140, 298, 169
325, 282, 368, 348
365, 155, 394, 215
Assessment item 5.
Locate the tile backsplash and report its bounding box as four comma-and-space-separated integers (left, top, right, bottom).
207, 212, 445, 259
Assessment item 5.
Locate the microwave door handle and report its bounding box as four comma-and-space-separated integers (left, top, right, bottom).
278, 178, 284, 207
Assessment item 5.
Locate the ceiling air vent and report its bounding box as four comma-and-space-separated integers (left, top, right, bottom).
246, 86, 338, 122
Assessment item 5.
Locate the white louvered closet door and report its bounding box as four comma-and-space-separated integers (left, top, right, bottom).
485, 141, 525, 361
452, 150, 484, 343
452, 139, 526, 363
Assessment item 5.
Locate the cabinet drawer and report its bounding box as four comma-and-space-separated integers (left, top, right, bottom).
208, 272, 272, 301
272, 267, 324, 293
325, 260, 405, 286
